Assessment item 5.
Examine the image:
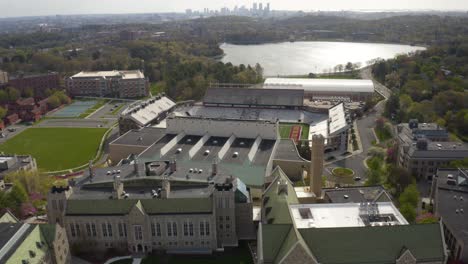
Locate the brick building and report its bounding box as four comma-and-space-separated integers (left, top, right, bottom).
7, 72, 60, 98
7, 97, 43, 122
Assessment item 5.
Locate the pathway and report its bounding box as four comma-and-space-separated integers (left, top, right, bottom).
325, 68, 391, 182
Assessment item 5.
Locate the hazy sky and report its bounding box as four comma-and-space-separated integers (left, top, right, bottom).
1, 0, 468, 18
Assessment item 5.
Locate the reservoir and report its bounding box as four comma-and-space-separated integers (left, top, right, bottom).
220, 41, 425, 76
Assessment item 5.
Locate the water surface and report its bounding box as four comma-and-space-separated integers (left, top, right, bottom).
220, 41, 425, 76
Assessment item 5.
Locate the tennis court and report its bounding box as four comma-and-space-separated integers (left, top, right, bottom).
50, 100, 98, 118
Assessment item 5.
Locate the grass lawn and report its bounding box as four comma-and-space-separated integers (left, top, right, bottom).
0, 127, 107, 171
150, 82, 165, 95
111, 104, 126, 115
279, 123, 310, 140
142, 246, 252, 264
332, 167, 355, 177
375, 126, 392, 142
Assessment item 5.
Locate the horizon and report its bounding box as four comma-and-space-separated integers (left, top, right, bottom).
1, 0, 468, 19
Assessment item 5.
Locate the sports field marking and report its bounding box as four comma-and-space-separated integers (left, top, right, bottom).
289, 125, 302, 142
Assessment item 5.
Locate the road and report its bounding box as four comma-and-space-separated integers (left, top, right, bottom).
0, 124, 29, 143
325, 68, 390, 184
361, 67, 392, 99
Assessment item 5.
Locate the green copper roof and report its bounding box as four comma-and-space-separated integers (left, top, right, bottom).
66, 199, 136, 215
261, 224, 294, 263
38, 224, 56, 248
299, 224, 445, 264
66, 198, 212, 216
263, 167, 299, 224
140, 198, 212, 214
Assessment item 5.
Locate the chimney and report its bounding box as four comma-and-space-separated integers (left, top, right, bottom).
310, 135, 325, 198
88, 160, 94, 181
212, 158, 218, 176
112, 175, 124, 199
133, 154, 141, 176
161, 178, 170, 199
170, 159, 177, 173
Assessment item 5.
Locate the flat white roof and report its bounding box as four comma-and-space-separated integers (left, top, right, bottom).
71, 70, 145, 79
123, 96, 176, 126
329, 103, 348, 135
264, 78, 375, 94
290, 202, 408, 229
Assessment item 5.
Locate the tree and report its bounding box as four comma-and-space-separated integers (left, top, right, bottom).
384, 94, 400, 121
449, 158, 468, 168
6, 87, 20, 102
399, 184, 419, 208
345, 62, 354, 71
23, 87, 34, 98
92, 50, 101, 60
400, 203, 416, 222
0, 90, 8, 103
387, 166, 413, 195
0, 106, 7, 120
9, 183, 28, 209
47, 95, 61, 109
55, 91, 71, 104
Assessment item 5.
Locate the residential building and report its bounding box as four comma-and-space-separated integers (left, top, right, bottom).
0, 211, 71, 264
431, 168, 468, 263
7, 72, 60, 98
397, 120, 468, 180
7, 97, 43, 122
66, 70, 149, 98
47, 160, 255, 255
118, 95, 176, 134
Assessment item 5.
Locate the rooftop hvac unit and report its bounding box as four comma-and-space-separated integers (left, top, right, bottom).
204, 150, 210, 156
176, 148, 182, 154
233, 152, 239, 158
187, 138, 192, 143
189, 168, 193, 173
199, 169, 203, 174
107, 171, 111, 175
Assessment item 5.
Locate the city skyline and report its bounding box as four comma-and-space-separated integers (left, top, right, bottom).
1, 0, 468, 18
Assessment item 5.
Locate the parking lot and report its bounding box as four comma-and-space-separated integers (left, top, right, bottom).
87, 101, 127, 119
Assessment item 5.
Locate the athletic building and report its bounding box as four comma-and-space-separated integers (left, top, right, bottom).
118, 95, 176, 134
263, 78, 375, 101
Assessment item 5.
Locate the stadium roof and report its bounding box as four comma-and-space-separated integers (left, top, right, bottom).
203, 88, 304, 107
264, 78, 375, 94
329, 103, 348, 135
122, 96, 176, 126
